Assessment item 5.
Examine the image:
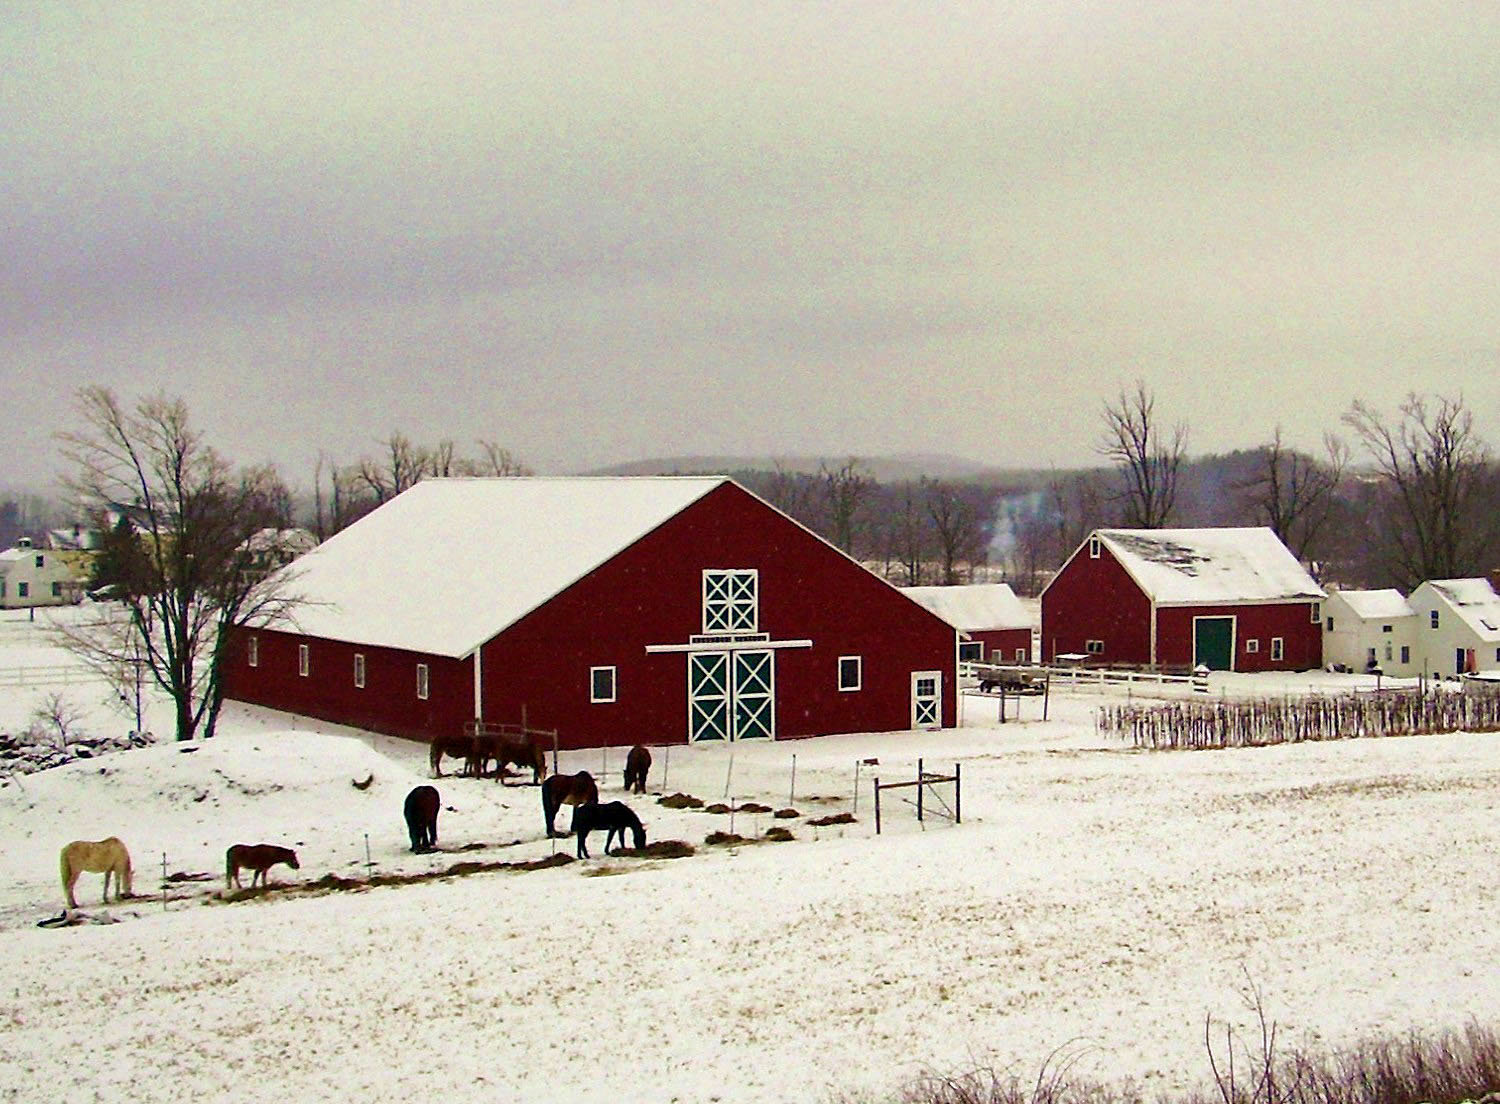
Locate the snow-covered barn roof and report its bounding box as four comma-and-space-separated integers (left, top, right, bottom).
1416, 579, 1500, 642
273, 477, 727, 658
1095, 527, 1325, 607
1328, 589, 1415, 621
901, 583, 1032, 631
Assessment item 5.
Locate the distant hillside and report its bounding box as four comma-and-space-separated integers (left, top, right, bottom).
582, 453, 1050, 484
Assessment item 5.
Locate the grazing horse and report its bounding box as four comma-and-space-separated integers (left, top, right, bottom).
623, 744, 652, 794
404, 785, 440, 852
574, 801, 646, 858
430, 735, 479, 778
225, 844, 300, 890
60, 838, 132, 909
491, 735, 548, 785
541, 771, 598, 838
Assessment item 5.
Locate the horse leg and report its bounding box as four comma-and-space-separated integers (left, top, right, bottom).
102, 867, 114, 904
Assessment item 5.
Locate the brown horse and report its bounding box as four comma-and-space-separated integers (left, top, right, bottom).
491, 734, 548, 785
574, 801, 646, 858
430, 735, 479, 778
404, 785, 440, 852
225, 844, 300, 890
541, 770, 598, 837
60, 838, 132, 909
623, 744, 652, 794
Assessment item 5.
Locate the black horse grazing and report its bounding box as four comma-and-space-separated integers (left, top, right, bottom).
541, 771, 598, 838
404, 785, 440, 852
574, 800, 646, 858
623, 744, 652, 794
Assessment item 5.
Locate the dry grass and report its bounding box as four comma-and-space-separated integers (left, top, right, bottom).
704, 831, 748, 846
658, 792, 705, 809
763, 827, 795, 842
808, 812, 857, 827
613, 839, 695, 859
774, 808, 801, 819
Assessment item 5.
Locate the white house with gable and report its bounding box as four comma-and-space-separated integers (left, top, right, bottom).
0, 537, 84, 609
1322, 589, 1419, 677
1407, 579, 1500, 678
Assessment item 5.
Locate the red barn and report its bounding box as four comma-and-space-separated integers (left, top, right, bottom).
223, 477, 958, 749
1040, 528, 1325, 672
903, 584, 1034, 664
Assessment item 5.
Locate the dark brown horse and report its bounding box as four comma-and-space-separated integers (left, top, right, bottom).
490, 734, 548, 786
225, 844, 300, 890
623, 744, 652, 794
404, 785, 440, 852
429, 735, 479, 778
574, 801, 646, 858
541, 770, 598, 837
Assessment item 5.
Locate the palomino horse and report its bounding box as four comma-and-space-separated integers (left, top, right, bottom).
573, 801, 646, 858
60, 838, 132, 909
541, 770, 598, 837
404, 785, 440, 852
225, 844, 300, 890
623, 744, 652, 794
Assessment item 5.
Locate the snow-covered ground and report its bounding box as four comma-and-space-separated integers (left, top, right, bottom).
3, 607, 1498, 1103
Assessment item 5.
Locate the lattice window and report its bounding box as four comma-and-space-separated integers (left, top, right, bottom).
703, 570, 758, 633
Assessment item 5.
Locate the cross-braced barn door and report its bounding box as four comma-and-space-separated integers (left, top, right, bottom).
688, 650, 775, 742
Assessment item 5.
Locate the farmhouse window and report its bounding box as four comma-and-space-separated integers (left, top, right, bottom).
838, 656, 862, 692
703, 570, 758, 632
1086, 639, 1104, 654
34, 554, 43, 568
958, 641, 983, 663
298, 644, 309, 677
1245, 639, 1259, 653
17, 582, 28, 598
416, 664, 429, 700
248, 636, 258, 667
354, 654, 366, 689
1310, 602, 1320, 623
1385, 643, 1393, 662
52, 581, 62, 597
1431, 610, 1440, 629
1088, 536, 1101, 558
1401, 646, 1410, 664
1382, 624, 1393, 634
1271, 637, 1284, 661
590, 666, 617, 703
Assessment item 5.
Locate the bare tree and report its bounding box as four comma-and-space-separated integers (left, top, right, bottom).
1342, 393, 1498, 590
56, 387, 301, 742
469, 440, 533, 477
357, 431, 429, 504
1099, 380, 1187, 528
821, 458, 873, 555
923, 478, 996, 585
1237, 426, 1348, 562
878, 481, 931, 585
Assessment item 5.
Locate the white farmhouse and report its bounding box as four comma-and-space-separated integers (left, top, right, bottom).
0, 537, 84, 609
1407, 578, 1500, 678
1322, 589, 1420, 677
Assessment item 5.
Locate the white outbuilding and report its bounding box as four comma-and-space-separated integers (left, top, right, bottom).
1321, 589, 1419, 677
0, 537, 84, 609
1407, 578, 1500, 678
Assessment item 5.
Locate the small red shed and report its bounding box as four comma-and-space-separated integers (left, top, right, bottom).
902, 583, 1034, 664
223, 477, 959, 749
1039, 527, 1325, 672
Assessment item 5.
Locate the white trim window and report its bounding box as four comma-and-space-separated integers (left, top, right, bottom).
1015, 648, 1027, 663
1088, 536, 1101, 559
1245, 639, 1260, 654
298, 643, 310, 677
354, 654, 366, 689
1086, 639, 1104, 654
248, 636, 259, 668
1431, 610, 1440, 629
1271, 637, 1284, 661
1310, 602, 1321, 623
958, 641, 983, 663
416, 663, 430, 700
838, 655, 862, 692
590, 666, 617, 703
703, 569, 758, 632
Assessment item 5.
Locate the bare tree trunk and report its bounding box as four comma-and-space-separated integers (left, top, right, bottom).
1099, 380, 1187, 528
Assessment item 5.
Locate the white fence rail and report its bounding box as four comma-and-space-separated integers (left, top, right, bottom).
0, 664, 97, 688
961, 661, 1208, 695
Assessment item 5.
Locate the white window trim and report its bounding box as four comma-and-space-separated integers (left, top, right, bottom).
1310, 602, 1321, 623
1245, 639, 1260, 653
354, 653, 366, 689
248, 636, 258, 667
1086, 639, 1104, 654
298, 643, 309, 677
838, 655, 862, 692
590, 665, 617, 703
1271, 637, 1284, 661
417, 663, 430, 700
1088, 536, 1101, 559
958, 641, 983, 663
1014, 648, 1026, 663
702, 569, 759, 633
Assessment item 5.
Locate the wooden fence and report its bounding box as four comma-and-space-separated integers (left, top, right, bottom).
1099, 688, 1500, 750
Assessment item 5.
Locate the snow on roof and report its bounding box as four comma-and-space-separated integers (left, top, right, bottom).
1329, 589, 1415, 621
901, 583, 1032, 631
1097, 527, 1325, 606
1419, 579, 1500, 641
273, 477, 726, 657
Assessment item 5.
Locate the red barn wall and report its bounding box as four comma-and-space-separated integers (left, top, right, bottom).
1040, 546, 1152, 664
477, 482, 956, 750
1156, 603, 1323, 671
970, 628, 1031, 663
221, 627, 471, 743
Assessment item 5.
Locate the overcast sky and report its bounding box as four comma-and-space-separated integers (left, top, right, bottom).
4, 2, 1498, 492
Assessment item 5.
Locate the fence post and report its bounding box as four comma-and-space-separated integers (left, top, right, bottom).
789, 754, 796, 807
954, 762, 961, 825
874, 777, 882, 835
916, 757, 924, 823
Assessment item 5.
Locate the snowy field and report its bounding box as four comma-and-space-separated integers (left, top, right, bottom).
2, 607, 1499, 1103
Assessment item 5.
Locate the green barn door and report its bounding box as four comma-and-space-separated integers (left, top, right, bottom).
688, 650, 775, 741
688, 652, 730, 741
1193, 616, 1235, 671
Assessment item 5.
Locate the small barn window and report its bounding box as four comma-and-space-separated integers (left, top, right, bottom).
1245, 639, 1260, 653
958, 641, 983, 663
1088, 536, 1101, 559
248, 636, 258, 667
1310, 602, 1320, 623
354, 654, 366, 689
1271, 637, 1284, 661
416, 664, 430, 700
1431, 610, 1440, 629
1014, 648, 1027, 663
703, 570, 758, 632
590, 666, 617, 703
298, 644, 309, 677
1086, 639, 1104, 654
838, 656, 862, 691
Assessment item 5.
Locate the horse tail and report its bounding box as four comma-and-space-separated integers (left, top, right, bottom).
60, 846, 72, 893
119, 843, 132, 897
225, 847, 236, 888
